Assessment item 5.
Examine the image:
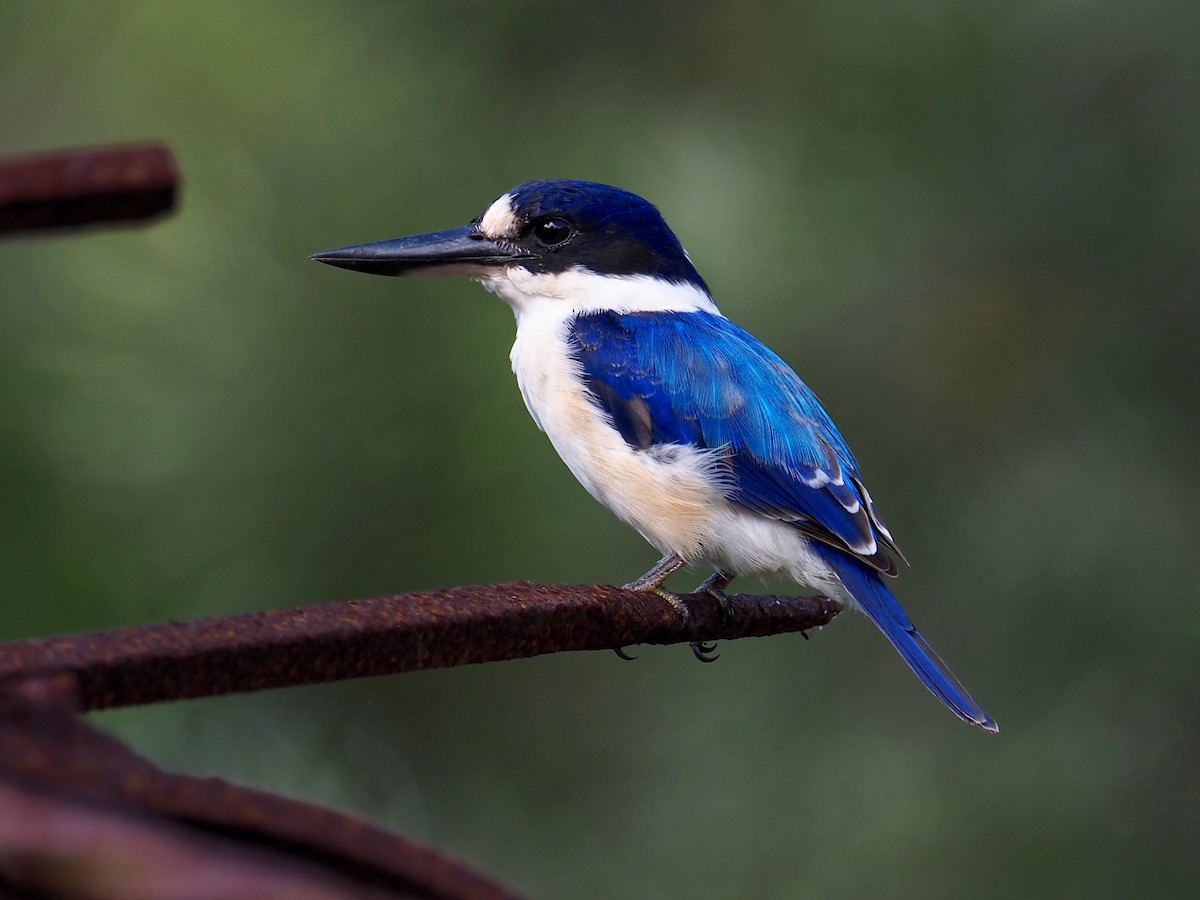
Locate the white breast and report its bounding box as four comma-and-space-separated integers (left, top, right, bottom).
505, 296, 727, 560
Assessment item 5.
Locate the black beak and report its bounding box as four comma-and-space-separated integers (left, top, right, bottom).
309, 225, 531, 277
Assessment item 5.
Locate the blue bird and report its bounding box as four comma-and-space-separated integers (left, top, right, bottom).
311, 180, 996, 732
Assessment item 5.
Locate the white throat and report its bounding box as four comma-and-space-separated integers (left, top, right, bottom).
477, 267, 720, 322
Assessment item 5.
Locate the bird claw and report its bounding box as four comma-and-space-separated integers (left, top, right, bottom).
613, 646, 638, 661
690, 640, 720, 663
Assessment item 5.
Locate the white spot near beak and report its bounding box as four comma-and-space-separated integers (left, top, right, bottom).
479, 192, 518, 239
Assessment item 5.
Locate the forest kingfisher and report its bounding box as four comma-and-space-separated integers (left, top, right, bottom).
311, 179, 997, 732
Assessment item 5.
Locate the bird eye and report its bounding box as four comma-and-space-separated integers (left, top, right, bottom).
531, 216, 572, 247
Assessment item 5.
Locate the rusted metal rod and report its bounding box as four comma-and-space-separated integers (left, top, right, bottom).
0, 582, 839, 711
0, 142, 178, 235
0, 677, 525, 899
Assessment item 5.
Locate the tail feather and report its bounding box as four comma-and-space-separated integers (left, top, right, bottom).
815, 545, 998, 732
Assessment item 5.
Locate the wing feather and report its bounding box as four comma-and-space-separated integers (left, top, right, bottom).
570, 310, 903, 574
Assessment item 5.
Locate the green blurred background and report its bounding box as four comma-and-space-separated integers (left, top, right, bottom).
2, 2, 1197, 896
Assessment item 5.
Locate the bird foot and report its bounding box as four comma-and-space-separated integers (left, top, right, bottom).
688, 571, 734, 661
624, 556, 732, 663
699, 585, 735, 628
618, 579, 691, 661
622, 580, 692, 625
624, 582, 715, 660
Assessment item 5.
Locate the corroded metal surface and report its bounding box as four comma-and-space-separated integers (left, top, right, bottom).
0, 582, 840, 711
0, 142, 177, 234
0, 682, 523, 899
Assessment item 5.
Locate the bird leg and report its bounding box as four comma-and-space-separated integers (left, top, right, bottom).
625, 553, 687, 590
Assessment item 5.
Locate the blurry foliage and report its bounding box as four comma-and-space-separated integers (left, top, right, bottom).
1, 1, 1198, 897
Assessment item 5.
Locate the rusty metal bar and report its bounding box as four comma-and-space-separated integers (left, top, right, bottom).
0, 142, 178, 235
0, 582, 839, 712
0, 679, 524, 899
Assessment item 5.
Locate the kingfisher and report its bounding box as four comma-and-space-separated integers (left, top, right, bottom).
311, 180, 996, 732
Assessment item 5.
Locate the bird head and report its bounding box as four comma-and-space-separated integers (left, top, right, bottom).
311, 180, 712, 313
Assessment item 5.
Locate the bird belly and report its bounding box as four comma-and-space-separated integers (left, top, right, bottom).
568, 436, 728, 560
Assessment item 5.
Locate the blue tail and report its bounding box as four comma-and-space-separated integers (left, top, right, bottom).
815, 545, 997, 732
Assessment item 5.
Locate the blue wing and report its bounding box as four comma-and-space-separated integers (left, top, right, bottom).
570, 310, 903, 574
570, 311, 997, 730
